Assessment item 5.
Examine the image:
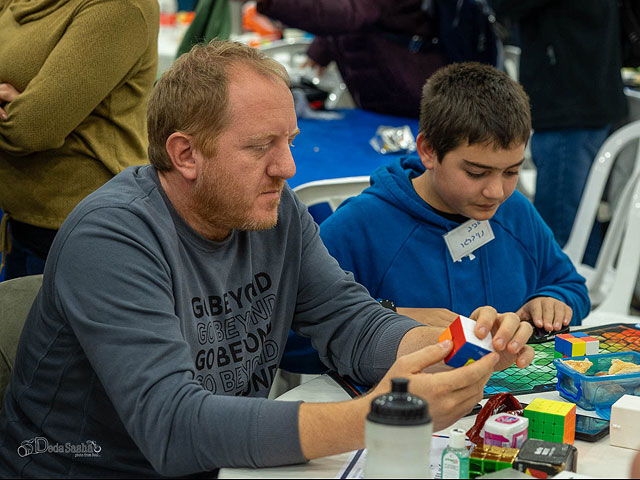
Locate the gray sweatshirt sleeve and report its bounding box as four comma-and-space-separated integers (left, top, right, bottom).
50, 207, 305, 476
290, 195, 422, 385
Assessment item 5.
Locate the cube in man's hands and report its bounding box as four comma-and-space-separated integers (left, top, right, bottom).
438, 315, 494, 367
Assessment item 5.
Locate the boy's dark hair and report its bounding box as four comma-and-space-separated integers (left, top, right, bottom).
419, 62, 531, 162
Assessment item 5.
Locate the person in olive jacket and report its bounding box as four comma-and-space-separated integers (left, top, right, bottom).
0, 0, 158, 280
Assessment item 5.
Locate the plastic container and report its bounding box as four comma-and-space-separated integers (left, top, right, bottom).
554, 351, 640, 417
482, 413, 529, 449
364, 378, 432, 479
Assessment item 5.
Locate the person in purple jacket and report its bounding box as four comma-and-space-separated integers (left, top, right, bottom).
255, 0, 447, 117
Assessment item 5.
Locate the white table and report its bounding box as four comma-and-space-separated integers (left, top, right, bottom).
219, 375, 637, 479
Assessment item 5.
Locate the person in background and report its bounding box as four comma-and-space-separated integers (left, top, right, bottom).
253, 0, 447, 118
0, 40, 533, 477
320, 63, 590, 332
488, 0, 628, 266
0, 0, 159, 280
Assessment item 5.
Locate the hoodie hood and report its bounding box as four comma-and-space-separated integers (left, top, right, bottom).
368, 155, 459, 229
10, 0, 71, 23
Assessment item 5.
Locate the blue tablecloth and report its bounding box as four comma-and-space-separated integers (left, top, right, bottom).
289, 108, 419, 188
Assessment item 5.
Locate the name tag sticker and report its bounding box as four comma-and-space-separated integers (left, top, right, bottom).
443, 219, 495, 262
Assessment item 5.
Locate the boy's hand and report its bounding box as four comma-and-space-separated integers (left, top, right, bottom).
516, 297, 572, 332
470, 306, 534, 370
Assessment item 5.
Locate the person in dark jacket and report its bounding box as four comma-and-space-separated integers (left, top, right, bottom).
490, 0, 628, 265
256, 0, 447, 118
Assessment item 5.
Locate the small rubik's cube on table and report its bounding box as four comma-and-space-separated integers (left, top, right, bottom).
469, 443, 518, 479
554, 332, 599, 359
438, 315, 494, 367
523, 398, 576, 444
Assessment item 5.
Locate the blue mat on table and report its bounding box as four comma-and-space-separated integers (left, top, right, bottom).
288, 108, 419, 189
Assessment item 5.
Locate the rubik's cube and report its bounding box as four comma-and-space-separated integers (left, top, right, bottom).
554, 332, 599, 358
469, 443, 519, 479
438, 315, 494, 368
523, 398, 576, 444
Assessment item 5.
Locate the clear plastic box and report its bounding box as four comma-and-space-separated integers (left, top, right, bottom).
553, 352, 640, 415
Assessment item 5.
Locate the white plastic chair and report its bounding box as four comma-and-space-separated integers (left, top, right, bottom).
579, 171, 640, 324
293, 176, 371, 212
563, 120, 640, 265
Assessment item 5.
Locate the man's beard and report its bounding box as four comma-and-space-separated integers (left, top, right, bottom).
193, 164, 283, 232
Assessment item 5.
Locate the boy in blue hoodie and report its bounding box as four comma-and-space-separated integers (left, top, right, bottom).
320, 62, 590, 331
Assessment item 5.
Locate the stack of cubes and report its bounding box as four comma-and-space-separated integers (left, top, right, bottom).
554, 332, 599, 359
469, 443, 519, 479
523, 398, 576, 444
438, 315, 494, 368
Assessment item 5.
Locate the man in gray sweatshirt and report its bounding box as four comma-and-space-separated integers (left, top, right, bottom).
0, 40, 533, 478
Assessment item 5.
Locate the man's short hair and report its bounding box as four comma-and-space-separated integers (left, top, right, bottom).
419, 62, 531, 161
147, 40, 291, 171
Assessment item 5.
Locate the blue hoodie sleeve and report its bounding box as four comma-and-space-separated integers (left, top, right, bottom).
319, 198, 364, 277
519, 199, 591, 324
319, 195, 393, 298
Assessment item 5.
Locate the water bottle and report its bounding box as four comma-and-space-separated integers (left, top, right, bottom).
364, 378, 433, 479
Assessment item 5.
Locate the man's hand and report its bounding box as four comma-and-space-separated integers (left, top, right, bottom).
370, 341, 499, 432
298, 310, 531, 459
396, 306, 534, 371
0, 83, 20, 120
298, 341, 496, 459
516, 296, 572, 332
470, 306, 534, 371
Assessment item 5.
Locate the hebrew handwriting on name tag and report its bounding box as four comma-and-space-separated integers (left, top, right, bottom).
443, 219, 495, 262
459, 228, 486, 249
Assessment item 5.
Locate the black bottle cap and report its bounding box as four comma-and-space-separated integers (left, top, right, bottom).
366, 378, 432, 426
